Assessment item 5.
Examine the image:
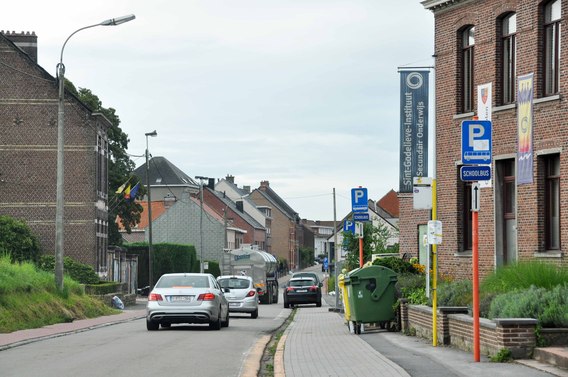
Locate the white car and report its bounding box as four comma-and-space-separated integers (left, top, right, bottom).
217, 275, 259, 318
146, 273, 229, 330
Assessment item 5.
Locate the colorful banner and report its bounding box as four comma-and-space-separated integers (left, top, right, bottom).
517, 73, 534, 184
399, 70, 429, 193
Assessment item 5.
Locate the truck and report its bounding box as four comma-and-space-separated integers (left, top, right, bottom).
221, 245, 279, 304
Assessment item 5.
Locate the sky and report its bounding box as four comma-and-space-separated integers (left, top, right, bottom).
3, 1, 434, 221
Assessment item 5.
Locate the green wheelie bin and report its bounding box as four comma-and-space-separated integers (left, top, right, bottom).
344, 265, 398, 334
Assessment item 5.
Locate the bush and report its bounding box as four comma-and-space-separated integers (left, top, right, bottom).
397, 273, 427, 305
372, 256, 417, 274
481, 261, 568, 294
84, 282, 123, 295
205, 260, 220, 278
488, 284, 568, 327
37, 255, 99, 284
437, 279, 472, 307
0, 215, 41, 264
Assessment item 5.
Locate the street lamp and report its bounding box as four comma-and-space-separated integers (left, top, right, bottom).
195, 176, 209, 273
55, 14, 135, 291
145, 131, 157, 288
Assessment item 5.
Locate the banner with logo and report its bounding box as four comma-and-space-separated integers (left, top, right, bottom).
399, 70, 429, 193
517, 73, 534, 185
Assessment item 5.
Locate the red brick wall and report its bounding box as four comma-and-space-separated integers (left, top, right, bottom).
0, 35, 104, 266
399, 0, 567, 281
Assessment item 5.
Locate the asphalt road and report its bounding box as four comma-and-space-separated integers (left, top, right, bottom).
0, 301, 288, 377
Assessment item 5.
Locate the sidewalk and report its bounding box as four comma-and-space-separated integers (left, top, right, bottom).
0, 299, 146, 351
279, 293, 567, 377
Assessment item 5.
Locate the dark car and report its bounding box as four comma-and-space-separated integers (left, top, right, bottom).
283, 277, 322, 308
291, 272, 322, 287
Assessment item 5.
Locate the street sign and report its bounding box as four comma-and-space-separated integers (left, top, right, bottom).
471, 183, 480, 212
353, 212, 370, 222
427, 220, 442, 245
343, 220, 355, 233
461, 120, 492, 165
355, 222, 364, 238
351, 187, 368, 212
460, 165, 491, 181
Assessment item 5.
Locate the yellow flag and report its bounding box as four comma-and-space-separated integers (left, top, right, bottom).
116, 182, 127, 194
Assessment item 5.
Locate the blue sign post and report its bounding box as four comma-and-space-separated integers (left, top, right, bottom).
351, 187, 368, 212
461, 120, 492, 165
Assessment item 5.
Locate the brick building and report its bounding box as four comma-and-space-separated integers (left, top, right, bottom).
0, 31, 111, 272
398, 0, 567, 280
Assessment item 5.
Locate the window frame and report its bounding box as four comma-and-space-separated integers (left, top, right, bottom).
461, 26, 475, 113
544, 154, 561, 250
501, 13, 517, 104
544, 0, 561, 96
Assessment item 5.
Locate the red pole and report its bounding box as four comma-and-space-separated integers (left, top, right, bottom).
472, 210, 480, 362
359, 238, 364, 268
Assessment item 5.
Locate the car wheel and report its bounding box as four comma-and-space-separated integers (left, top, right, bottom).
209, 312, 222, 330
222, 310, 230, 328
251, 309, 258, 319
316, 299, 322, 307
283, 300, 289, 308
146, 319, 159, 331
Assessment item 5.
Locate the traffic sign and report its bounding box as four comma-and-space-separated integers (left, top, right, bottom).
461, 120, 492, 165
351, 187, 368, 212
353, 212, 370, 222
471, 183, 480, 212
460, 165, 491, 181
343, 220, 355, 233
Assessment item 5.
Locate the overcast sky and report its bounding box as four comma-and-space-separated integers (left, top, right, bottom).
4, 1, 434, 220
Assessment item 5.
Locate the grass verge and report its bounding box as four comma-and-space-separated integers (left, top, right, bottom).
258, 308, 297, 377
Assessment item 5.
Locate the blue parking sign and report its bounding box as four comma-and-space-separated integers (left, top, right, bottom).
461, 120, 492, 165
351, 187, 368, 212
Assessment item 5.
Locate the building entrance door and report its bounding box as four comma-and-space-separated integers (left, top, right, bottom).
496, 159, 517, 267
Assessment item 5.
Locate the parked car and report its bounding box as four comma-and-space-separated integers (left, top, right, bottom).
146, 273, 230, 331
291, 272, 322, 287
217, 275, 259, 318
283, 277, 322, 308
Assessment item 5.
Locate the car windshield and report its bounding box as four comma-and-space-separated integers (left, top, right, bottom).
289, 279, 315, 287
218, 278, 251, 289
156, 275, 210, 288
294, 273, 318, 282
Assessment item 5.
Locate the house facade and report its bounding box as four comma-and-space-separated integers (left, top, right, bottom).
398, 0, 567, 280
250, 180, 302, 268
0, 31, 110, 273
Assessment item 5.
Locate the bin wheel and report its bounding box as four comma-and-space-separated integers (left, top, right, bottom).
354, 322, 361, 335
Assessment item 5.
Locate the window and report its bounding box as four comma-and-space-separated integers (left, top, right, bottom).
544, 154, 560, 250
462, 26, 475, 112
501, 13, 517, 104
544, 0, 561, 95
461, 180, 473, 251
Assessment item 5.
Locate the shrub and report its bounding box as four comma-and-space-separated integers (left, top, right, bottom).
37, 255, 99, 284
397, 273, 427, 304
373, 257, 417, 274
205, 260, 220, 278
488, 284, 568, 327
437, 279, 472, 307
481, 261, 568, 294
0, 215, 41, 264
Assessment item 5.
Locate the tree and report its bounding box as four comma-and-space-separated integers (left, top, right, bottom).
299, 246, 315, 270
342, 221, 394, 271
75, 87, 143, 245
0, 215, 41, 263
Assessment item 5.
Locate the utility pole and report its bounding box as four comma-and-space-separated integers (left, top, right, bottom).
195, 176, 209, 273
333, 188, 339, 309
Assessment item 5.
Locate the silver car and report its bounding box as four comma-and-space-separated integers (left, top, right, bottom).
146, 273, 230, 331
217, 275, 259, 318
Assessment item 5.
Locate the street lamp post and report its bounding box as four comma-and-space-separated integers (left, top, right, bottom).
55, 14, 135, 291
195, 176, 209, 273
145, 131, 157, 288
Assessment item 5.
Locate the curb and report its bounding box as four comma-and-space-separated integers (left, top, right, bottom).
240, 334, 271, 377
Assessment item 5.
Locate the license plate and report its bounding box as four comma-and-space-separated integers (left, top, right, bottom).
229, 302, 240, 307
296, 289, 307, 293
170, 295, 193, 302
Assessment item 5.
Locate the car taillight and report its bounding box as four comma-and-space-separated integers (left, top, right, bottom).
286, 287, 294, 292
148, 293, 163, 301
197, 293, 215, 301
309, 286, 318, 292
246, 290, 256, 297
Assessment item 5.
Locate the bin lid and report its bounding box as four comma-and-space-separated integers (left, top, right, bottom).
348, 265, 397, 279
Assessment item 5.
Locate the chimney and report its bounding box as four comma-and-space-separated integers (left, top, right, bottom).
242, 185, 251, 194
226, 175, 235, 184
260, 180, 269, 189
236, 200, 244, 213
207, 178, 215, 189
2, 31, 38, 63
